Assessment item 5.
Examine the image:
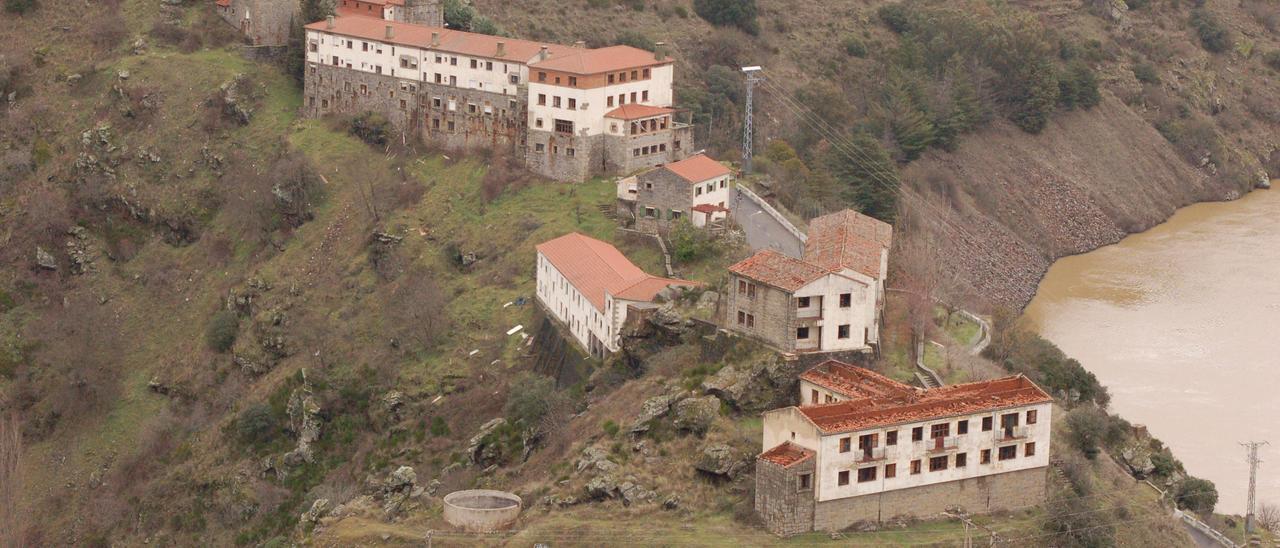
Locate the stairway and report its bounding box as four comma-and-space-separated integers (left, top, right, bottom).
597, 203, 617, 220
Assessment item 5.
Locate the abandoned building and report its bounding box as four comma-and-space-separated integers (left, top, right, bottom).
534, 233, 696, 357
756, 360, 1053, 536
214, 0, 300, 46
302, 10, 692, 181
337, 0, 443, 26
722, 208, 891, 355
620, 153, 733, 232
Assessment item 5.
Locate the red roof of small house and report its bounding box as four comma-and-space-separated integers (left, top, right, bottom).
796, 373, 1052, 435
306, 15, 575, 62
664, 153, 732, 184
529, 45, 670, 75
758, 441, 815, 468
727, 250, 846, 293
802, 209, 893, 280
604, 104, 674, 120
215, 0, 231, 6
691, 203, 730, 214
800, 360, 917, 401
536, 233, 697, 312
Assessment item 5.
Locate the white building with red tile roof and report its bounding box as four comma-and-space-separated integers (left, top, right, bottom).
301, 9, 691, 181
630, 153, 734, 231
756, 360, 1053, 535
535, 233, 697, 357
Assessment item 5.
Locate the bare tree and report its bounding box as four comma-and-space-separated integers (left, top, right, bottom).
1259, 502, 1280, 533
0, 410, 23, 548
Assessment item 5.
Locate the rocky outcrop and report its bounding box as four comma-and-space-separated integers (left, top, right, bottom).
628, 394, 679, 434
379, 466, 420, 518
467, 418, 507, 466
283, 386, 321, 466
672, 395, 719, 436
694, 443, 747, 480
34, 246, 57, 270
701, 354, 797, 413
575, 446, 619, 475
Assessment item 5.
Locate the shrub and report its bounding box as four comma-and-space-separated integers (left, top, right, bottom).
4, 0, 37, 15
349, 112, 391, 146
669, 219, 717, 263
470, 15, 502, 36
429, 416, 450, 437
443, 0, 473, 30
206, 310, 239, 353
615, 31, 655, 52
602, 420, 620, 437
235, 404, 279, 447
877, 3, 913, 33
1058, 62, 1101, 110
842, 35, 867, 58
823, 132, 899, 221
692, 0, 759, 35
1190, 9, 1230, 53
1132, 62, 1160, 84
504, 372, 558, 431
1064, 406, 1126, 459
1174, 477, 1218, 514
90, 13, 129, 50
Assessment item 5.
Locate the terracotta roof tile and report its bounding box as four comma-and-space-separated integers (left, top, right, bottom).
536, 233, 696, 312
529, 45, 670, 75
802, 209, 893, 279
728, 250, 840, 292
691, 203, 729, 214
796, 370, 1052, 435
758, 441, 815, 468
800, 360, 917, 401
604, 104, 674, 120
306, 15, 573, 62
663, 153, 732, 183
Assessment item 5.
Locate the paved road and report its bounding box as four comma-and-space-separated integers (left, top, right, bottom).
731, 187, 805, 258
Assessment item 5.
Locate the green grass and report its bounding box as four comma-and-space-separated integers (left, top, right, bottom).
935, 307, 981, 346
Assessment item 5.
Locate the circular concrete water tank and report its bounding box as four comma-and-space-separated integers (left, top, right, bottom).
443, 490, 522, 532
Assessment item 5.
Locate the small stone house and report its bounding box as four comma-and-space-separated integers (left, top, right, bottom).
535, 233, 697, 357
756, 360, 1053, 536
632, 153, 732, 232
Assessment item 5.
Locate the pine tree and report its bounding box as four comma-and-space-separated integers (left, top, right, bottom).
824, 133, 900, 222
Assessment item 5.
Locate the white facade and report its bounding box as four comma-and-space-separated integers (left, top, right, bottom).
526, 65, 675, 138
534, 251, 664, 357
762, 401, 1053, 503
689, 172, 732, 227
790, 273, 876, 352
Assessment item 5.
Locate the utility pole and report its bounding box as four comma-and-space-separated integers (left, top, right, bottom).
741, 66, 763, 174
1241, 441, 1268, 534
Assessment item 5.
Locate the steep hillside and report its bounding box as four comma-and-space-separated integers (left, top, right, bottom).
0, 0, 1272, 545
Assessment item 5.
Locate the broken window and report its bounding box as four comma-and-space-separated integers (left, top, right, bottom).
885, 463, 896, 478
837, 471, 849, 486
998, 445, 1016, 461
737, 311, 746, 325
981, 449, 992, 464
956, 452, 967, 468
930, 423, 950, 439
796, 326, 809, 340
982, 417, 993, 431
798, 473, 811, 490
910, 460, 921, 475
1027, 409, 1038, 424
857, 467, 877, 483
839, 437, 851, 453
886, 431, 898, 446
929, 456, 948, 472
958, 420, 969, 435
746, 314, 754, 328
911, 427, 923, 442
1024, 442, 1036, 457
839, 293, 852, 308
738, 280, 747, 294
838, 325, 850, 339
797, 296, 810, 308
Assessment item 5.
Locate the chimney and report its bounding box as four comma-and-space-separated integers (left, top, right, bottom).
496, 41, 506, 57
655, 41, 667, 61
326, 15, 335, 29
431, 31, 440, 47
540, 45, 550, 61
574, 40, 586, 49
385, 25, 394, 40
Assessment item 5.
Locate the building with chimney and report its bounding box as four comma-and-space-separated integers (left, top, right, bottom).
755, 360, 1053, 536
301, 10, 691, 181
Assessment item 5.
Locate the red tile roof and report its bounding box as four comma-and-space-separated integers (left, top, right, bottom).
215, 0, 231, 6
796, 371, 1052, 435
758, 441, 815, 468
728, 250, 845, 292
529, 45, 670, 75
800, 360, 916, 401
536, 233, 696, 312
664, 153, 732, 183
691, 203, 729, 214
604, 104, 674, 120
802, 209, 893, 280
306, 15, 574, 62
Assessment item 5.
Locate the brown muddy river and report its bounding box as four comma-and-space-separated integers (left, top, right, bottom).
1023, 188, 1280, 515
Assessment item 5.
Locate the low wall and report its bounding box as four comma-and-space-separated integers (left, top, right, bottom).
443, 490, 522, 532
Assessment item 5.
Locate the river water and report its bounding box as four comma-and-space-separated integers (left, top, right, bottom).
1023, 188, 1280, 515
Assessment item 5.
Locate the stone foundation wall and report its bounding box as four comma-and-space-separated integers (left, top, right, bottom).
723, 277, 796, 353
755, 458, 816, 537
305, 64, 524, 153
603, 126, 691, 176
811, 466, 1047, 532
524, 130, 598, 182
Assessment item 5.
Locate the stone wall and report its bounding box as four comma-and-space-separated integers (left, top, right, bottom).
603, 125, 692, 176
401, 0, 443, 27
305, 64, 524, 153
524, 130, 597, 182
754, 458, 816, 537
217, 0, 298, 47
634, 168, 691, 232
811, 466, 1047, 532
723, 276, 796, 352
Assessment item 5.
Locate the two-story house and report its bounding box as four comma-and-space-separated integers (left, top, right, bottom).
535, 233, 697, 357
631, 153, 733, 231
756, 360, 1053, 536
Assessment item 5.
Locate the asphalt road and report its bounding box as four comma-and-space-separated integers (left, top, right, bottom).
731, 187, 805, 258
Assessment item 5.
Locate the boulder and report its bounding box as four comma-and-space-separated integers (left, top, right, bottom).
662, 495, 680, 510
584, 475, 620, 501
283, 387, 322, 466
629, 394, 679, 434
575, 446, 619, 475
701, 354, 794, 413
301, 498, 329, 525
382, 390, 405, 420
694, 444, 747, 480
385, 466, 417, 492
617, 481, 655, 507
34, 246, 57, 270
467, 417, 508, 465
672, 395, 719, 436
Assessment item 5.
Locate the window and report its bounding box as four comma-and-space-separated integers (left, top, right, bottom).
1027, 410, 1038, 424
509, 74, 519, 84
630, 91, 637, 103
839, 293, 852, 307
537, 71, 546, 82
486, 61, 493, 70
839, 437, 851, 453
695, 187, 703, 196
608, 74, 615, 84
824, 395, 834, 403
450, 57, 458, 66
956, 452, 967, 468
470, 59, 478, 69
981, 449, 992, 464
797, 296, 811, 308
811, 389, 818, 405
670, 210, 682, 220
912, 427, 923, 442
643, 90, 649, 101
1025, 442, 1036, 457
931, 423, 950, 439
857, 467, 877, 483
746, 314, 754, 328
535, 143, 545, 152
838, 325, 850, 339
568, 98, 576, 109
886, 431, 898, 446
630, 70, 638, 80
999, 445, 1017, 461
643, 68, 651, 78
929, 456, 948, 472
309, 42, 318, 52
554, 119, 574, 134
885, 463, 896, 478
958, 420, 969, 435
982, 417, 993, 431
738, 280, 747, 294
607, 96, 614, 107
838, 471, 849, 486
619, 72, 627, 82
798, 473, 811, 490
910, 460, 921, 475
567, 148, 575, 157
535, 118, 544, 128
552, 96, 561, 108
737, 311, 746, 325
797, 326, 810, 340
569, 76, 578, 86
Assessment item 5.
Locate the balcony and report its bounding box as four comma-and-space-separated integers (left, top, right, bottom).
856, 446, 890, 463
925, 436, 959, 454
995, 426, 1028, 442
